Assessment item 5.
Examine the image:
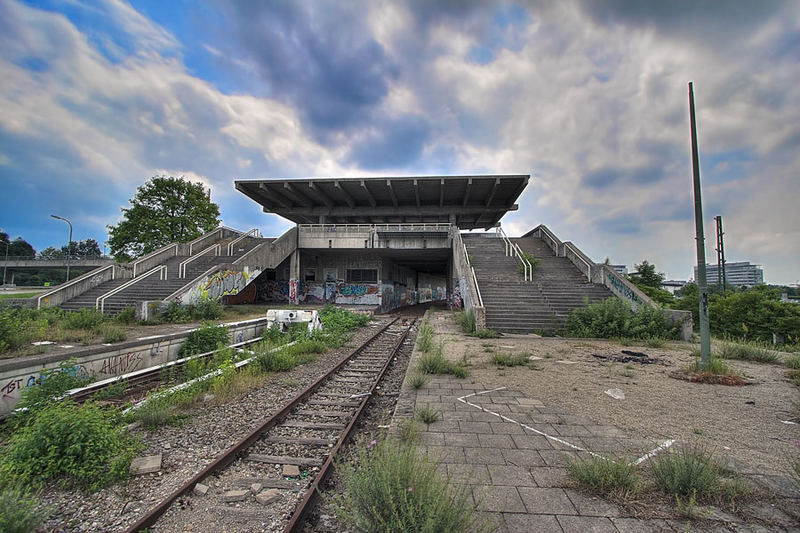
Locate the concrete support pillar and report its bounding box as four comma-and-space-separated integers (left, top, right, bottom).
289, 249, 300, 304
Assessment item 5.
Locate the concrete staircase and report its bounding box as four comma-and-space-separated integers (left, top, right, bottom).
61, 237, 264, 314
462, 234, 613, 333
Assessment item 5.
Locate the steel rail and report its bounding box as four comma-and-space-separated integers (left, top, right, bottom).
284, 317, 415, 532
123, 316, 402, 533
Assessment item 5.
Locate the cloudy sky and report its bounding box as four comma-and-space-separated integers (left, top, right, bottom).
1, 0, 798, 284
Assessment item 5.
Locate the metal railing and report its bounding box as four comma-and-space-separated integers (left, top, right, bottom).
132, 243, 178, 277
453, 230, 483, 308
188, 226, 242, 255
36, 264, 116, 309
227, 228, 260, 256
496, 226, 532, 281
564, 242, 593, 281
96, 265, 166, 313
179, 244, 220, 278
298, 223, 452, 233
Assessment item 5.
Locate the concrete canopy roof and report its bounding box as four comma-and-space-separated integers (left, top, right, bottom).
235, 175, 529, 229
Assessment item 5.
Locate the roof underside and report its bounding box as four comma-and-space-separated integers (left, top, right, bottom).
234, 175, 529, 229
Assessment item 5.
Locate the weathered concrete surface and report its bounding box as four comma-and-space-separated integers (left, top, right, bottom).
129, 454, 162, 475
0, 317, 268, 416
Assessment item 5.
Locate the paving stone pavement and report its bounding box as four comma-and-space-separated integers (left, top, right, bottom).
396, 374, 800, 533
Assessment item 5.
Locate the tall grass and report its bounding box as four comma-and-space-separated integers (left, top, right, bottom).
0, 486, 46, 533
454, 309, 476, 335
650, 444, 720, 498
417, 320, 435, 352
331, 437, 489, 533
566, 454, 641, 498
416, 343, 469, 378
717, 339, 779, 364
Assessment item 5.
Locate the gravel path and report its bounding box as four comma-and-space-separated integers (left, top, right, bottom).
38, 318, 392, 533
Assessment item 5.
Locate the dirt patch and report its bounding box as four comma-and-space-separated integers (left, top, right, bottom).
427, 310, 799, 478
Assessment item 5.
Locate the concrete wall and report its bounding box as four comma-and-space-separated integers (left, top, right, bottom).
177, 266, 262, 304
0, 317, 268, 416
37, 264, 132, 309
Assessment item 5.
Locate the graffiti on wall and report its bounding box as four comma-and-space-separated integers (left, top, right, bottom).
335, 283, 380, 305
1, 363, 90, 412
182, 269, 261, 303
289, 279, 298, 303
449, 284, 462, 309
99, 352, 142, 376
606, 271, 641, 304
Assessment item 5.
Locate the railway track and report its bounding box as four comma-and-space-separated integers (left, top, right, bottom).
124, 316, 416, 533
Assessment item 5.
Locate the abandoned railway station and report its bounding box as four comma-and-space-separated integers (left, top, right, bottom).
230, 175, 528, 313
31, 174, 687, 336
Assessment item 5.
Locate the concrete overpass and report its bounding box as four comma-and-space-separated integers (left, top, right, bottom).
0, 258, 115, 285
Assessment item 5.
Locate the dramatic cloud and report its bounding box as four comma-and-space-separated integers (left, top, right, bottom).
1, 0, 798, 284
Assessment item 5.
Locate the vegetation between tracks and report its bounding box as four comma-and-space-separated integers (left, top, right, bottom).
331, 437, 492, 533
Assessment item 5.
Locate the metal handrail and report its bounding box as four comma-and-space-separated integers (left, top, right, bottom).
179, 244, 220, 278
132, 243, 178, 277
564, 242, 593, 280
96, 265, 166, 313
36, 264, 115, 309
454, 230, 483, 308
227, 228, 260, 255
298, 223, 452, 233
497, 226, 532, 281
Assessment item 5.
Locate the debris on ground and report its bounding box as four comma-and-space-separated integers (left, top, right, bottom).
592, 350, 664, 365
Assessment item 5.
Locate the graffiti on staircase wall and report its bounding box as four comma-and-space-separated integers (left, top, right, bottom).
180, 269, 261, 303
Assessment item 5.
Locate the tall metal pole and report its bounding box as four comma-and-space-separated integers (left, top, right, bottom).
689, 82, 711, 368
51, 215, 73, 283
715, 215, 726, 293
2, 240, 8, 286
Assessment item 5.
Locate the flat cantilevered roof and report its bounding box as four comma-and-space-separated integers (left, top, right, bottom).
235, 175, 529, 229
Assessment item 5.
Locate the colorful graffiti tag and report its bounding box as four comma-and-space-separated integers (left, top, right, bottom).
182, 269, 261, 303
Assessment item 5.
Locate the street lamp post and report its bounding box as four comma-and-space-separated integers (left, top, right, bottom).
2, 240, 8, 286
51, 214, 73, 283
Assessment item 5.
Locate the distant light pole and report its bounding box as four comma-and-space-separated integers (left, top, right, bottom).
51, 214, 73, 282
2, 240, 8, 286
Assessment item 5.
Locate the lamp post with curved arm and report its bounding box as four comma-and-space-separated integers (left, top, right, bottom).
51, 214, 73, 282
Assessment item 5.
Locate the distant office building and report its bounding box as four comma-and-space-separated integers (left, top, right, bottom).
661, 280, 687, 294
611, 264, 627, 275
694, 262, 764, 288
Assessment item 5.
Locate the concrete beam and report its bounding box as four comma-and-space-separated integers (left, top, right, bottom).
386, 179, 398, 208
361, 180, 377, 208
439, 178, 445, 208
283, 205, 516, 217
413, 179, 421, 208
485, 178, 500, 207
307, 182, 333, 208
283, 182, 313, 207
462, 178, 472, 207
259, 183, 292, 209
334, 181, 356, 208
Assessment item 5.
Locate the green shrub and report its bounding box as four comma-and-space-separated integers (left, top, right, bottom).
179, 323, 229, 357
717, 339, 780, 363
100, 324, 127, 343
683, 356, 737, 377
162, 301, 192, 323
566, 298, 676, 340
134, 397, 184, 428
785, 356, 800, 369
262, 325, 285, 343
331, 438, 487, 533
192, 297, 224, 320
13, 358, 93, 426
397, 419, 422, 443
115, 306, 137, 325
416, 344, 468, 378
518, 252, 540, 274
64, 308, 106, 331
493, 353, 530, 367
408, 373, 429, 389
650, 444, 720, 498
566, 454, 641, 497
0, 401, 140, 492
416, 320, 435, 352
415, 405, 440, 424
257, 349, 299, 372
455, 309, 476, 335
472, 328, 499, 339
0, 486, 46, 533
320, 305, 371, 334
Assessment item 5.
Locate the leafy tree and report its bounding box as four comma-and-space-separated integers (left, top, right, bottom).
38, 247, 65, 260
61, 239, 101, 258
1, 235, 35, 258
107, 176, 220, 260
631, 260, 664, 288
